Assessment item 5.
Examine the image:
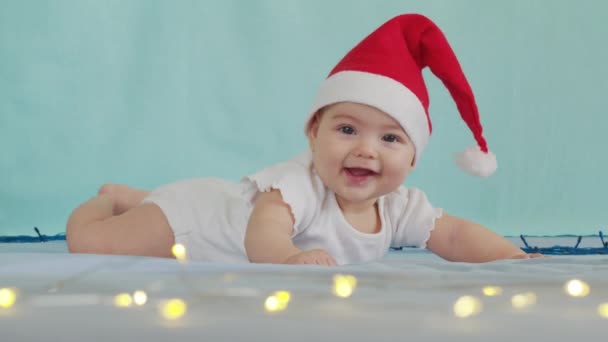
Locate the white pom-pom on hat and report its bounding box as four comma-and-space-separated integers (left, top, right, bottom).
455, 146, 497, 178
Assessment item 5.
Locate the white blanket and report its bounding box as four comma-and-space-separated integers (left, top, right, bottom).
0, 240, 606, 341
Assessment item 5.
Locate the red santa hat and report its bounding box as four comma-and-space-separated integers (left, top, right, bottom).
306, 13, 497, 177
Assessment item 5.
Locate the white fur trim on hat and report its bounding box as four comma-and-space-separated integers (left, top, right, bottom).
455, 146, 497, 177
307, 71, 429, 163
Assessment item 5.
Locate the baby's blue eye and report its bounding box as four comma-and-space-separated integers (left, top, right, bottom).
382, 134, 400, 143
339, 126, 355, 135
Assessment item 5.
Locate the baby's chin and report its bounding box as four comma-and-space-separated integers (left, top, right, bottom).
332, 187, 383, 207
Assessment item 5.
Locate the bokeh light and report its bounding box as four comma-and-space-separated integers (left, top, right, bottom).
264, 290, 291, 313
332, 274, 357, 298
274, 291, 291, 304
511, 292, 537, 309
160, 299, 187, 320
172, 244, 187, 262
133, 290, 148, 306
264, 296, 280, 312
453, 295, 483, 318
0, 288, 17, 309
564, 279, 590, 298
114, 293, 133, 307
482, 286, 503, 297
597, 303, 608, 319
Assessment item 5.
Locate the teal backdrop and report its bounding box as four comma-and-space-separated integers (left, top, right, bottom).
1, 0, 607, 236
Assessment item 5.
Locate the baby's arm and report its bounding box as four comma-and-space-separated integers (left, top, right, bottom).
244, 190, 336, 265
426, 213, 542, 263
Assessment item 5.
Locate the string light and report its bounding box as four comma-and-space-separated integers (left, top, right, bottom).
274, 291, 291, 305
511, 292, 537, 309
564, 279, 590, 297
172, 243, 187, 262
264, 296, 280, 312
113, 293, 133, 308
264, 291, 291, 313
453, 295, 483, 318
160, 299, 187, 320
332, 274, 357, 298
0, 287, 17, 309
133, 290, 148, 306
598, 303, 608, 318
482, 286, 503, 297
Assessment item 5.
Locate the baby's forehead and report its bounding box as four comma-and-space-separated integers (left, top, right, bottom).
323, 103, 406, 132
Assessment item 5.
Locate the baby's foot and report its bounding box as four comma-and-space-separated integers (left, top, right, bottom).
97, 184, 150, 215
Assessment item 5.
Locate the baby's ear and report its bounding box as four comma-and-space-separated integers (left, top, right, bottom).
404, 152, 416, 173
306, 112, 321, 141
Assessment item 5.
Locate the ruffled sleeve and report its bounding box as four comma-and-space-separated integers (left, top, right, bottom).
240, 150, 324, 236
385, 187, 444, 249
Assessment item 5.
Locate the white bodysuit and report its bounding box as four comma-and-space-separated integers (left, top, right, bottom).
142, 150, 443, 265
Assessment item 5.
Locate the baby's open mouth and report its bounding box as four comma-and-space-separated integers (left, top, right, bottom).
345, 167, 377, 176
344, 168, 378, 184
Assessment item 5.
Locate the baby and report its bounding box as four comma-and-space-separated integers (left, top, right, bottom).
66, 14, 542, 265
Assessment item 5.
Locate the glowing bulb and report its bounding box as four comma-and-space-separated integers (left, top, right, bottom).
511, 292, 537, 309
160, 299, 187, 320
333, 274, 357, 298
0, 288, 17, 309
133, 290, 148, 306
453, 295, 483, 318
172, 244, 187, 261
482, 286, 503, 297
274, 291, 291, 305
264, 296, 280, 312
264, 291, 291, 313
598, 303, 608, 318
113, 293, 133, 307
564, 279, 590, 297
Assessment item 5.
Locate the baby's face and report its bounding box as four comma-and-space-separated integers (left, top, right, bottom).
307, 102, 416, 207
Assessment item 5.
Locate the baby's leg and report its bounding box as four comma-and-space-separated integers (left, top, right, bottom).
66, 185, 174, 258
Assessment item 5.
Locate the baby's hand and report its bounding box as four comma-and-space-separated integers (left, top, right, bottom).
284, 249, 337, 266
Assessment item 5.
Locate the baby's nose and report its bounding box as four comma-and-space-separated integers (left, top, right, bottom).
353, 142, 377, 159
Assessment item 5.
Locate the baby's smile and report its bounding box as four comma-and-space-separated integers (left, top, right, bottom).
343, 167, 378, 185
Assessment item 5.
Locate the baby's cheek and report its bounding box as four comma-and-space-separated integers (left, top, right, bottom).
386, 162, 410, 183
317, 145, 338, 166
